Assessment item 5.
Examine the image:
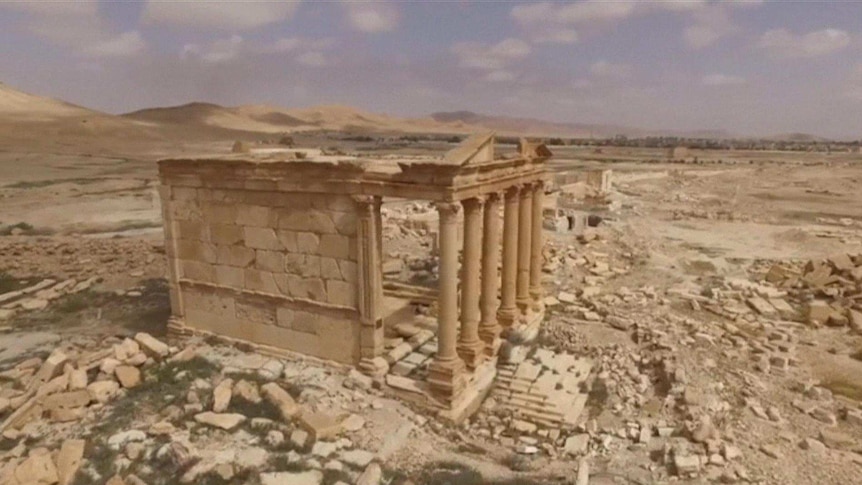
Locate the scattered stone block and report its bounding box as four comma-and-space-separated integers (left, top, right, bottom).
807, 301, 831, 325
261, 383, 300, 421
299, 412, 342, 442
260, 471, 323, 485
15, 450, 59, 485
212, 378, 233, 412
56, 439, 85, 485
194, 412, 246, 430
134, 333, 169, 360
564, 434, 589, 455
87, 380, 120, 404
115, 366, 141, 389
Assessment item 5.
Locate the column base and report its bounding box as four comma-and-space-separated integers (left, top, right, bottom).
497, 307, 518, 328
358, 357, 389, 378
529, 289, 544, 312
478, 323, 502, 355
456, 339, 486, 370
427, 357, 466, 405
516, 297, 531, 314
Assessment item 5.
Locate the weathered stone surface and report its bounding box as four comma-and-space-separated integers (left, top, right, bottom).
68, 368, 88, 390
260, 470, 323, 485
299, 412, 342, 442
355, 463, 382, 485
261, 383, 300, 421
115, 366, 141, 389
340, 449, 375, 468
134, 333, 170, 359
33, 350, 68, 387
194, 412, 246, 430
43, 390, 91, 411
819, 429, 855, 450
87, 380, 120, 404
212, 378, 233, 413
15, 450, 58, 484
564, 434, 589, 455
56, 439, 85, 485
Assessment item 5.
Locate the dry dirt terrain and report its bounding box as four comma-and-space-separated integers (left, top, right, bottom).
0, 85, 861, 485
1, 140, 861, 485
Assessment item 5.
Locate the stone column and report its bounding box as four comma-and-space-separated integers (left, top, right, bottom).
479, 192, 502, 353
529, 182, 544, 310
428, 202, 465, 402
457, 197, 485, 369
516, 184, 533, 316
355, 196, 387, 377
497, 186, 520, 328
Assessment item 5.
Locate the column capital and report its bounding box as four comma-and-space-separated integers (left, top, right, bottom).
504, 185, 521, 199
435, 201, 461, 217
520, 184, 535, 196
461, 196, 485, 210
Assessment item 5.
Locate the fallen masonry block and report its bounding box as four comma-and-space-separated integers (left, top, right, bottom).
134, 332, 169, 359
194, 412, 246, 430
747, 297, 777, 317
828, 253, 855, 272
261, 382, 300, 421
56, 439, 86, 485
806, 301, 831, 325
298, 411, 342, 442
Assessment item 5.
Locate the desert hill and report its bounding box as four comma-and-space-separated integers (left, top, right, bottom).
0, 82, 836, 156
123, 102, 470, 135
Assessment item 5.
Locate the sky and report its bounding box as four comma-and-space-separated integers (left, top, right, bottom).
1, 0, 861, 139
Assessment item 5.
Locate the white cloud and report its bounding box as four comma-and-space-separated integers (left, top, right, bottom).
2, 0, 98, 16
512, 1, 760, 48
452, 38, 531, 71
533, 28, 579, 45
758, 28, 851, 59
486, 70, 516, 83
702, 74, 746, 86
82, 31, 147, 59
684, 7, 736, 49
181, 35, 334, 67
296, 52, 328, 67
1, 0, 149, 59
342, 2, 398, 33
143, 0, 301, 30
258, 37, 335, 54
182, 35, 244, 64
590, 60, 632, 79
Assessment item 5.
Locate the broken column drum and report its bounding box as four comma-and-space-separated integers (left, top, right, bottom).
157, 134, 551, 419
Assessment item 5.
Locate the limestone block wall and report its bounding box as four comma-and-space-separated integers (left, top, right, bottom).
161, 183, 361, 364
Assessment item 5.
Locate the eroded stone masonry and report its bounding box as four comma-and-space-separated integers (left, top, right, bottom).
158, 134, 551, 420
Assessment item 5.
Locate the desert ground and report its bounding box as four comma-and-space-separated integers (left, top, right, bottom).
1, 86, 862, 485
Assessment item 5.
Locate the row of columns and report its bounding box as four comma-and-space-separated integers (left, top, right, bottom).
427, 181, 545, 402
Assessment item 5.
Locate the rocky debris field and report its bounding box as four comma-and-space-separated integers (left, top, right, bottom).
0, 161, 861, 484
0, 331, 432, 485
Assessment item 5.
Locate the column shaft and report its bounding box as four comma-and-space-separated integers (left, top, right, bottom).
428, 202, 465, 401
457, 197, 485, 368
516, 184, 533, 315
529, 182, 544, 309
497, 186, 520, 328
479, 193, 502, 351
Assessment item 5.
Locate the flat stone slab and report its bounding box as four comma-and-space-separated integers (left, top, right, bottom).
492, 348, 591, 429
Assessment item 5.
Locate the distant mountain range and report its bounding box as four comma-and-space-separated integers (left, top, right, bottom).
0, 82, 839, 154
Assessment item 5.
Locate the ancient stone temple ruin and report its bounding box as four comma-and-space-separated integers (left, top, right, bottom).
157, 134, 550, 420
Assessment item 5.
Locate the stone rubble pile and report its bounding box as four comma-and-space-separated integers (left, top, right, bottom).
0, 276, 100, 321
759, 253, 862, 330
0, 333, 410, 485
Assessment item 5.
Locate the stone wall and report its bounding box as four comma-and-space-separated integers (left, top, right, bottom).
161, 183, 361, 364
